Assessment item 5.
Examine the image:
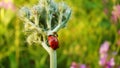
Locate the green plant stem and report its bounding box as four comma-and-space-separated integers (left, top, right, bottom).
15, 19, 19, 68
35, 15, 39, 25
49, 48, 57, 68
41, 42, 57, 68
41, 42, 50, 54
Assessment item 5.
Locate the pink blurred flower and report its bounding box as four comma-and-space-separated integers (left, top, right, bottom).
99, 54, 107, 66
104, 64, 112, 68
99, 41, 115, 67
80, 64, 86, 68
70, 62, 87, 68
118, 30, 120, 35
109, 58, 115, 66
0, 0, 16, 11
99, 41, 110, 54
99, 55, 115, 67
111, 5, 120, 23
104, 58, 115, 68
70, 62, 78, 68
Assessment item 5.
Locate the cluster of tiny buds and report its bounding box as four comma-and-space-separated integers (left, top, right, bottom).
18, 0, 71, 50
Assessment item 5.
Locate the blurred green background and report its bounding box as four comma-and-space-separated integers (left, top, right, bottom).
0, 0, 120, 68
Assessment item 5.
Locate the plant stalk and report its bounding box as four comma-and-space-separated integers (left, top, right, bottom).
41, 42, 57, 68
49, 48, 57, 68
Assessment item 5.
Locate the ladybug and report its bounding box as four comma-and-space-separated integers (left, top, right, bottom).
48, 35, 59, 50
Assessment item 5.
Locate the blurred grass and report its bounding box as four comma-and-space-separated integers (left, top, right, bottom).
0, 0, 120, 68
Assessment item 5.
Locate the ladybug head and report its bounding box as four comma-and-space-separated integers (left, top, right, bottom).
47, 31, 58, 37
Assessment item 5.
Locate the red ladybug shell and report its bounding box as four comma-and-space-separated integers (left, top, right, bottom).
48, 35, 59, 50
